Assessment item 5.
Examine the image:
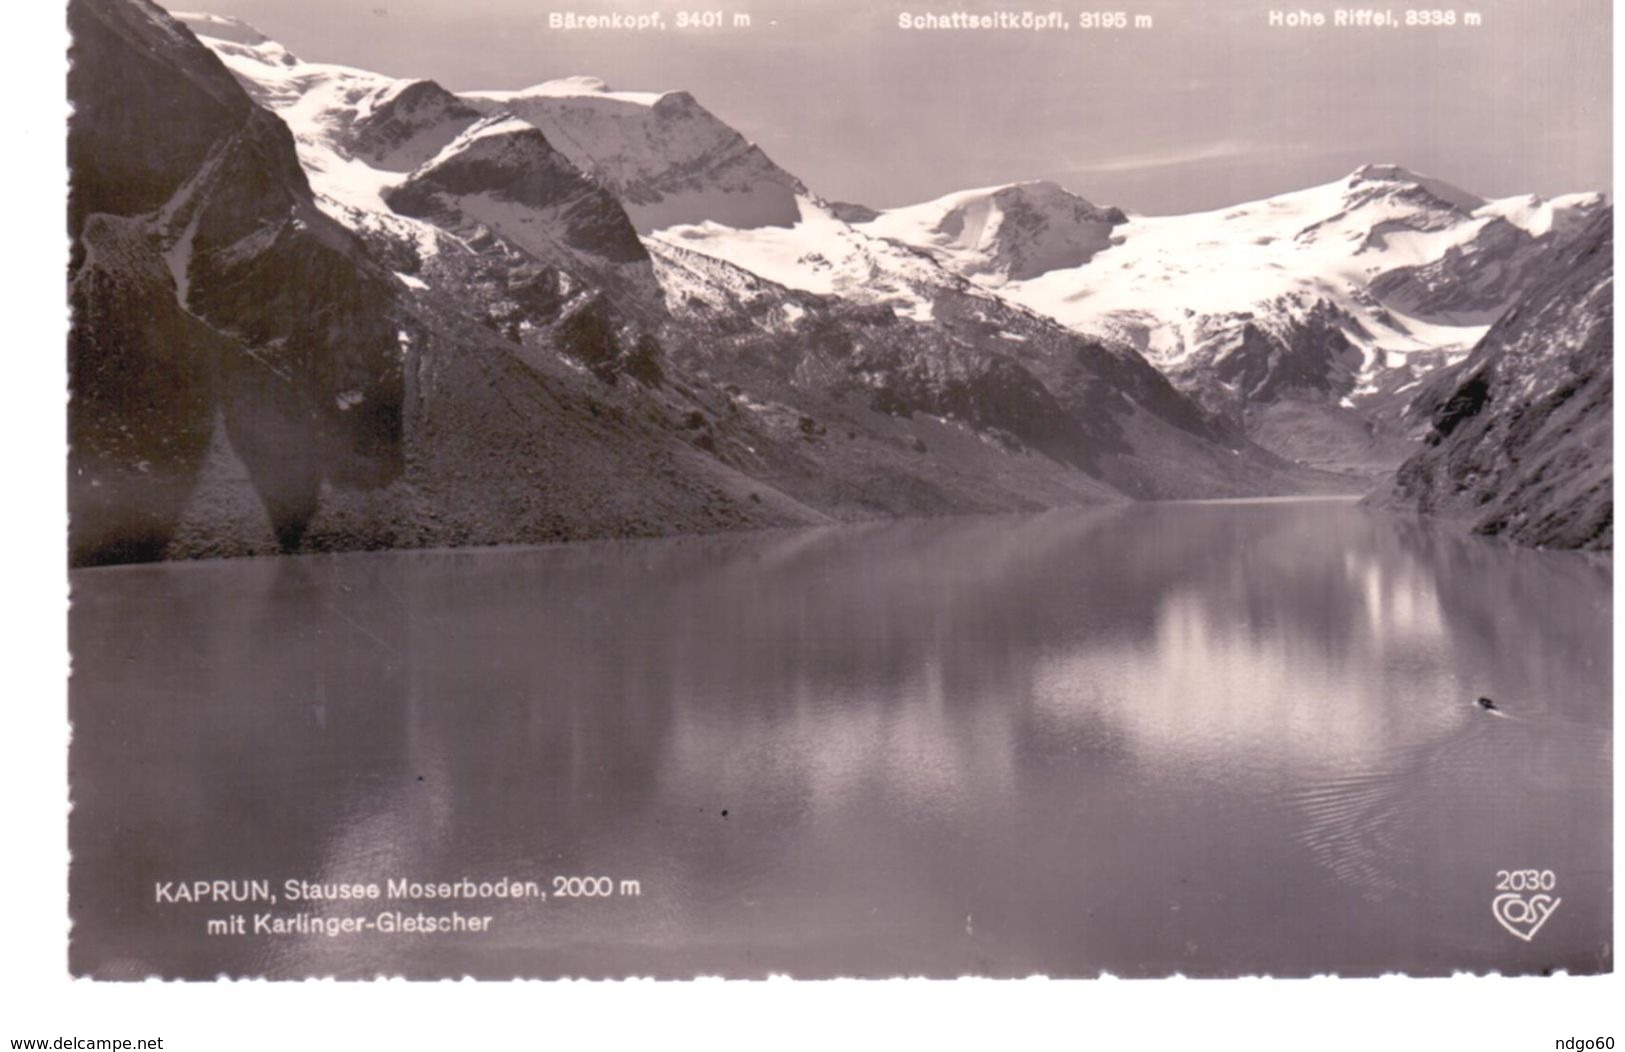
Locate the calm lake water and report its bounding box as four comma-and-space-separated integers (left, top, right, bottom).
69, 499, 1611, 978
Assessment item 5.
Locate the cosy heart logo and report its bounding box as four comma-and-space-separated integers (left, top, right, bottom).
1492, 892, 1561, 942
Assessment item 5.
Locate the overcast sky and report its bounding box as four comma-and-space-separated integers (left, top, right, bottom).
161, 0, 1611, 214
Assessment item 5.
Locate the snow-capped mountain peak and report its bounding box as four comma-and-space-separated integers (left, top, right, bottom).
172, 10, 303, 73
164, 9, 1610, 482
857, 164, 1607, 429
170, 10, 275, 47
860, 180, 1127, 283
384, 112, 653, 273
179, 11, 806, 236
459, 83, 803, 232
1342, 163, 1484, 213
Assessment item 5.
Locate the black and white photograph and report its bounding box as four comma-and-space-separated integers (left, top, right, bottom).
26, 0, 1621, 1036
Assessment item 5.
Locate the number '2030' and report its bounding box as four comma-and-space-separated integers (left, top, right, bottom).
1496, 869, 1555, 891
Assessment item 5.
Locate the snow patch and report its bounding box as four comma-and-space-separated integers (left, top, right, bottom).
464, 76, 667, 107
170, 11, 272, 45
652, 196, 994, 321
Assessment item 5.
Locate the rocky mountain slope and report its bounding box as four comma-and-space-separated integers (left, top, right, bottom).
69, 0, 813, 567
462, 78, 806, 234
71, 2, 1338, 567
70, 0, 408, 565
1370, 210, 1612, 551
646, 237, 1314, 502
857, 168, 1607, 476
175, 13, 1329, 492
177, 6, 1264, 501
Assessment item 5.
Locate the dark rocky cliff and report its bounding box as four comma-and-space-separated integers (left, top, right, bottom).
1371, 209, 1612, 551
69, 0, 406, 564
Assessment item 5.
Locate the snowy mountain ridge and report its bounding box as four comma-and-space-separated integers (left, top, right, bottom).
174, 11, 805, 237
858, 165, 1607, 410
178, 7, 1599, 407
172, 9, 1605, 482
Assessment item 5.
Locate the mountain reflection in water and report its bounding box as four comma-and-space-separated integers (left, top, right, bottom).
69, 500, 1611, 978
